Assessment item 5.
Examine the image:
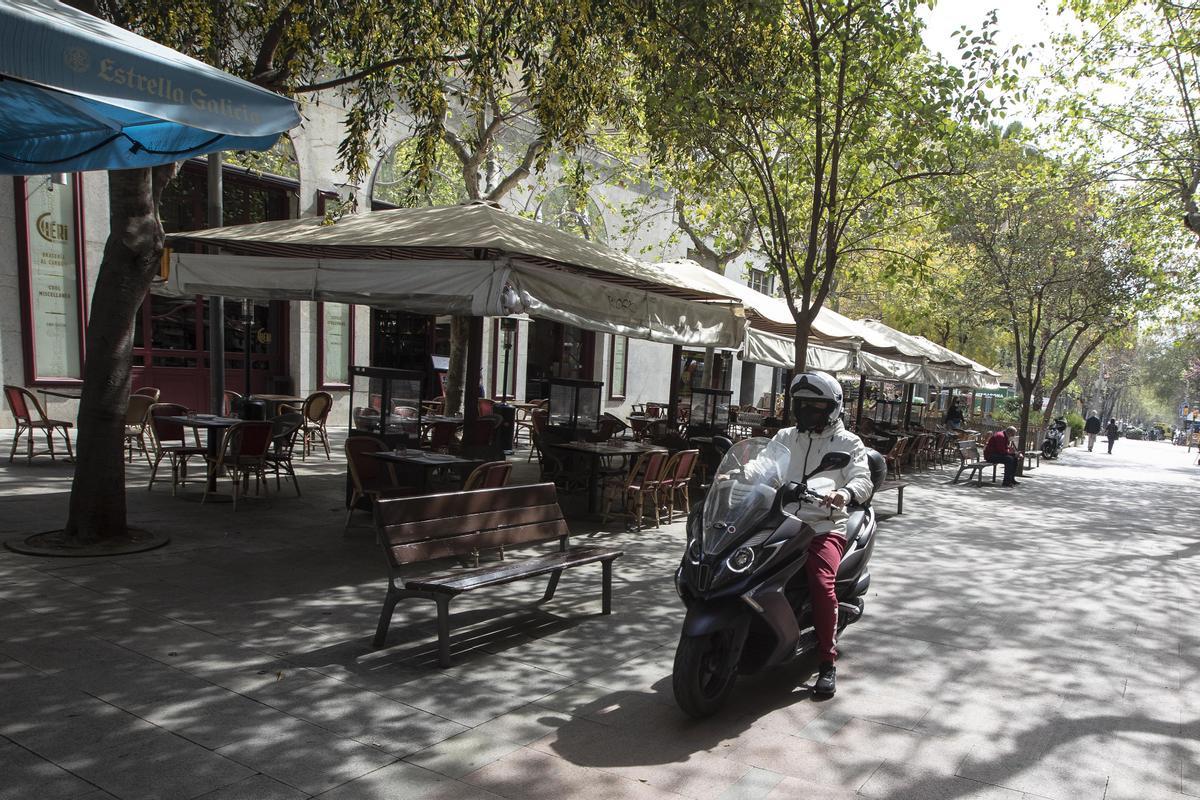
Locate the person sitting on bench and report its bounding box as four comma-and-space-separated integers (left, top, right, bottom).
984, 426, 1020, 487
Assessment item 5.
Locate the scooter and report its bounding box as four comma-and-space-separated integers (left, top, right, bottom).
671, 437, 886, 717
1043, 417, 1068, 459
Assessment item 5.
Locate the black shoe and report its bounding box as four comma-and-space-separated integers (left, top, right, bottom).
1001, 481, 1015, 487
814, 662, 836, 696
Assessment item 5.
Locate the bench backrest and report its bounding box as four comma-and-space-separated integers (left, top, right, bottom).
374, 482, 568, 566
958, 440, 982, 462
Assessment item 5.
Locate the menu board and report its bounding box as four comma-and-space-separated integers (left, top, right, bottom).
25, 176, 82, 379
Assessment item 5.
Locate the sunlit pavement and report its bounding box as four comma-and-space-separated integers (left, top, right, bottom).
1, 433, 1198, 799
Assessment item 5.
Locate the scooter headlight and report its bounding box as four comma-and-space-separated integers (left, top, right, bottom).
726, 546, 755, 573
686, 537, 702, 565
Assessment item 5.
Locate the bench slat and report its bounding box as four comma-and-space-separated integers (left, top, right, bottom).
374, 483, 559, 525
404, 546, 623, 593
380, 502, 563, 545
387, 520, 569, 565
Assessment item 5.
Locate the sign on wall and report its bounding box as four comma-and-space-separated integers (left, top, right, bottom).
322, 302, 351, 386
21, 175, 84, 381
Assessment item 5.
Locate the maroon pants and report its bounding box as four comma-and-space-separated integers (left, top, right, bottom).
807, 532, 846, 663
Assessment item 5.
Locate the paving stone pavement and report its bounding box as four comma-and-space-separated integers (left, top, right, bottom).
1, 431, 1198, 799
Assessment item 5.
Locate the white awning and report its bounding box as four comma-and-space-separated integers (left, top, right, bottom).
742, 328, 856, 372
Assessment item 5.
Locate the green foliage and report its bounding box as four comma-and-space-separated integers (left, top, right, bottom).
1065, 410, 1085, 440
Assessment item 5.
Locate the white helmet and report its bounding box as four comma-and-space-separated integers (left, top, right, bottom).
789, 371, 843, 432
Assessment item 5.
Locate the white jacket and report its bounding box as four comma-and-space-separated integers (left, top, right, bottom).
769, 420, 875, 538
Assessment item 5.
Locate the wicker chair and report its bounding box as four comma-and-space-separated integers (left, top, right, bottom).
146, 403, 206, 494
601, 449, 670, 530
299, 391, 333, 460
659, 449, 700, 523
123, 393, 158, 465
264, 412, 304, 496
884, 436, 910, 479
3, 385, 73, 463
203, 421, 274, 510
132, 387, 161, 401
344, 437, 417, 529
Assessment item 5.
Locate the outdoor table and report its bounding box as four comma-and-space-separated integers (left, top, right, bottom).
366, 449, 483, 491
554, 440, 667, 513
37, 388, 82, 402
248, 394, 304, 417
161, 414, 240, 492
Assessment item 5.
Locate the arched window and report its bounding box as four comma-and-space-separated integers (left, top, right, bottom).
371, 139, 466, 208
536, 186, 608, 244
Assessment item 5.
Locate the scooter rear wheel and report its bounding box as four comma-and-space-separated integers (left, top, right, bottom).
673, 630, 739, 718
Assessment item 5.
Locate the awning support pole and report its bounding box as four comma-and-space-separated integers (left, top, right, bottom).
207, 152, 225, 415
855, 374, 867, 430
667, 344, 682, 429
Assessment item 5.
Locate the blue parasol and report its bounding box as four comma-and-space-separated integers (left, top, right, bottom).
0, 0, 300, 175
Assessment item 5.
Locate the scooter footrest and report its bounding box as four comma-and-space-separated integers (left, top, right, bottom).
838, 599, 864, 626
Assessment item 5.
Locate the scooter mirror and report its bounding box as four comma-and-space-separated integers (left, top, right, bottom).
804, 451, 850, 481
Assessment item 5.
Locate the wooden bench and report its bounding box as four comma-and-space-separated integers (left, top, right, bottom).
952, 441, 998, 486
372, 483, 623, 667
873, 480, 909, 514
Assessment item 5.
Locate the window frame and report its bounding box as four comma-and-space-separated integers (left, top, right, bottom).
316, 302, 355, 390
608, 334, 629, 400
14, 174, 89, 386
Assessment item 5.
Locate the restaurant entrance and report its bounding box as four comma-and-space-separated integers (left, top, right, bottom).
132, 159, 297, 410
525, 320, 596, 400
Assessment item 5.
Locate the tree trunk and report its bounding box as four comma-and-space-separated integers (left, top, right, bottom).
64, 166, 177, 544
444, 316, 471, 414
792, 324, 810, 373
1016, 377, 1035, 456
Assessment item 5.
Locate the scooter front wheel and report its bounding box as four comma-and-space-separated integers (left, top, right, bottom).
673, 629, 740, 718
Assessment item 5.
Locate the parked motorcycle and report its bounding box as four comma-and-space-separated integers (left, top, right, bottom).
1042, 417, 1068, 459
671, 437, 886, 717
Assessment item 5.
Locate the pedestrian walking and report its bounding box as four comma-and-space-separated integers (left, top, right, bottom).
1105, 418, 1119, 454
1084, 410, 1102, 452
984, 426, 1021, 487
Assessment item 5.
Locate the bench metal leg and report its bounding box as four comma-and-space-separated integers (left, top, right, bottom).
602, 559, 613, 615
895, 487, 904, 515
541, 569, 563, 603
435, 595, 453, 668
373, 586, 401, 648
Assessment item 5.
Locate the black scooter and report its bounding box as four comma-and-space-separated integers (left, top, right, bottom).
1043, 417, 1068, 459
672, 438, 887, 717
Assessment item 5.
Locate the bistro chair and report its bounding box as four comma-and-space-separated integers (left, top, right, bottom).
299, 391, 334, 460
884, 436, 910, 480
344, 437, 417, 530
461, 459, 514, 565
132, 387, 161, 401
425, 420, 461, 453
659, 449, 700, 524
203, 420, 274, 510
123, 393, 158, 465
222, 389, 242, 417
146, 403, 206, 495
4, 385, 74, 464
478, 397, 496, 416
264, 412, 304, 496
601, 449, 669, 531
457, 414, 500, 457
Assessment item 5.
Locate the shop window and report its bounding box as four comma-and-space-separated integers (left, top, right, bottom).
15, 174, 87, 383
609, 335, 628, 400
319, 303, 354, 388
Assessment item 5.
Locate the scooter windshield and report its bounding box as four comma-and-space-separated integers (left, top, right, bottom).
700, 438, 791, 555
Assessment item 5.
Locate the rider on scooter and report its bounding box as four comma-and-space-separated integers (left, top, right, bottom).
755, 372, 874, 696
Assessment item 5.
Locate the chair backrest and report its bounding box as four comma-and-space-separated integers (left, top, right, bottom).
132, 387, 161, 401
374, 483, 568, 566
226, 421, 274, 459
478, 398, 495, 416
463, 460, 512, 491
958, 440, 981, 462
148, 403, 191, 445
223, 390, 242, 417
427, 421, 460, 450
671, 449, 700, 483
645, 403, 662, 419
345, 436, 389, 489
271, 412, 304, 454
4, 385, 37, 424
461, 415, 500, 447
124, 393, 157, 426
304, 391, 334, 424
393, 405, 419, 420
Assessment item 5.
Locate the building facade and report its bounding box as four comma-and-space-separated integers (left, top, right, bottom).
0, 95, 777, 429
